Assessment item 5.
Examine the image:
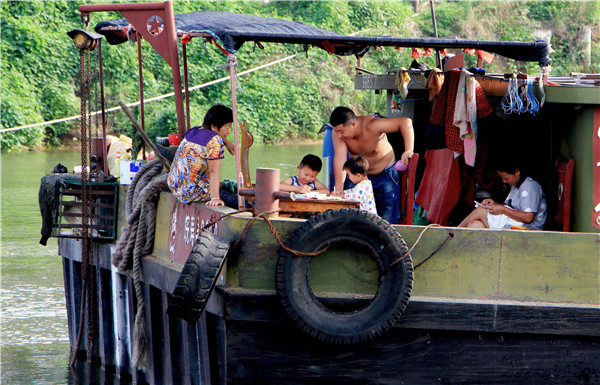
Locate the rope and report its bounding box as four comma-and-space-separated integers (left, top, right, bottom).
111, 158, 168, 371
383, 224, 453, 275
113, 159, 167, 270
501, 78, 523, 115
203, 209, 329, 257
0, 54, 299, 134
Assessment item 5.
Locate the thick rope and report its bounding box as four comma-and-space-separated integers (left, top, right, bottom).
112, 159, 167, 270
111, 158, 168, 371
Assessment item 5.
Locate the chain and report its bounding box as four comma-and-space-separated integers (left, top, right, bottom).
80, 48, 99, 351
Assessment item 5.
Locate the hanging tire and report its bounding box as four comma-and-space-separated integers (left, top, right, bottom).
275, 209, 413, 344
168, 230, 230, 324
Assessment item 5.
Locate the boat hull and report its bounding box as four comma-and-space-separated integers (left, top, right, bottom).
58, 192, 600, 384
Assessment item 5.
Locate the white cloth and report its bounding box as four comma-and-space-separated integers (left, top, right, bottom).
344, 180, 377, 214
453, 70, 478, 166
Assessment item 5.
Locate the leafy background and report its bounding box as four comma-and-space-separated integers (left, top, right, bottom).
1, 0, 599, 151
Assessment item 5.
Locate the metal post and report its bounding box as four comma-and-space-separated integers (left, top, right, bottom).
254, 168, 280, 217
430, 0, 442, 69
227, 54, 244, 209
137, 35, 146, 158
183, 43, 191, 132
98, 40, 109, 172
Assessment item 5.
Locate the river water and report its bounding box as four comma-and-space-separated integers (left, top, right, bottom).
0, 143, 322, 384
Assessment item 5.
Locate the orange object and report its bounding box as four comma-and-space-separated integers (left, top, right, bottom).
510, 226, 527, 230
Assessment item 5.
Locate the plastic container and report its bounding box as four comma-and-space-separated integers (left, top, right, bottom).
394, 160, 408, 172
120, 160, 145, 185
168, 134, 180, 146
115, 151, 122, 180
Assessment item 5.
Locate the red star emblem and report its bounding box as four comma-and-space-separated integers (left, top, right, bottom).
147, 16, 164, 36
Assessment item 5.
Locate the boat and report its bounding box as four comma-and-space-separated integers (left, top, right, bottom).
45, 1, 599, 383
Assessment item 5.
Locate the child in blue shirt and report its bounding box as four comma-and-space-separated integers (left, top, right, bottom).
280, 154, 329, 194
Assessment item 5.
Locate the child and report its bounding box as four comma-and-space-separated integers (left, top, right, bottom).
280, 154, 329, 194
343, 155, 377, 214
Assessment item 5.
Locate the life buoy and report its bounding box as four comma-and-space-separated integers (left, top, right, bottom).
276, 209, 413, 344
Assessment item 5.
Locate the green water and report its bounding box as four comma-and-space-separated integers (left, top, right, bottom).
0, 143, 322, 384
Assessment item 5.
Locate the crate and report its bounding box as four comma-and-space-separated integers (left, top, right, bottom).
52, 180, 119, 241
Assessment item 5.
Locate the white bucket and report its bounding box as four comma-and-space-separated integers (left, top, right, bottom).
120, 160, 144, 185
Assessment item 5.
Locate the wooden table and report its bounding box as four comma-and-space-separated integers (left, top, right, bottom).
279, 196, 359, 215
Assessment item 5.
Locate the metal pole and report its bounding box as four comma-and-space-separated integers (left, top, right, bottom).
227, 54, 244, 209
137, 34, 146, 158
98, 40, 108, 174
183, 43, 191, 132
430, 0, 442, 69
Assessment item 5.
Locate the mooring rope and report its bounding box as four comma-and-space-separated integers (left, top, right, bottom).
383, 223, 454, 274
203, 209, 329, 257
204, 213, 452, 272
111, 158, 169, 371
113, 159, 168, 270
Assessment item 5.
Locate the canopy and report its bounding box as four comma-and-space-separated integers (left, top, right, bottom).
94, 11, 552, 66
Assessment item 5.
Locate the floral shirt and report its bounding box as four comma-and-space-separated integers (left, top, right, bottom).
167, 127, 224, 203
344, 180, 377, 214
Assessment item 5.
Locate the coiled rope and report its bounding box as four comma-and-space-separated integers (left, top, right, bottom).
112, 158, 169, 370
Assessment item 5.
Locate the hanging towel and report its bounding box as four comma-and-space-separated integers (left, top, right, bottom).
430, 69, 492, 155
425, 68, 445, 101
454, 70, 478, 166
395, 67, 410, 99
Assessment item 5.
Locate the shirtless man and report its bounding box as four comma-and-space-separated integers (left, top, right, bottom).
330, 106, 414, 224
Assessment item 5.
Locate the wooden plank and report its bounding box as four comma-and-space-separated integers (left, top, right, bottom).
222, 319, 600, 384
187, 319, 200, 385
142, 284, 155, 385
71, 260, 86, 361
160, 292, 174, 385
97, 267, 116, 370
196, 312, 212, 385
61, 257, 77, 348
112, 269, 131, 378
500, 230, 600, 303
177, 319, 192, 385
279, 198, 359, 213
127, 276, 146, 384
218, 287, 600, 337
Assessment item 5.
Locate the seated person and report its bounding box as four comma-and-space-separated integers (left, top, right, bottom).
167, 104, 236, 207
280, 154, 329, 194
343, 155, 377, 214
458, 159, 547, 230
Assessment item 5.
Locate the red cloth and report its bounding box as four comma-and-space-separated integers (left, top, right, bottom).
430, 70, 493, 154
415, 149, 463, 225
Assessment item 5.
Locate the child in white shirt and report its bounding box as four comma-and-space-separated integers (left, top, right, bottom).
343, 155, 377, 214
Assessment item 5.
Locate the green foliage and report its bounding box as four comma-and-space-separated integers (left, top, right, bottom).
1, 0, 599, 151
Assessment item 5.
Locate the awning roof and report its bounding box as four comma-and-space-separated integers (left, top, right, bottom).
94, 10, 552, 66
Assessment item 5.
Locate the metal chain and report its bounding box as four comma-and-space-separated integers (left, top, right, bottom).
80, 48, 99, 351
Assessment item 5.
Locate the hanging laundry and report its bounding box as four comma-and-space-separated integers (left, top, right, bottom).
415, 148, 463, 225
424, 68, 444, 101
412, 48, 426, 58
430, 69, 492, 155
463, 48, 495, 64
395, 67, 411, 99
453, 70, 478, 167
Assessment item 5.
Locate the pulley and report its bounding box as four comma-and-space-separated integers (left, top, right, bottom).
67, 29, 103, 51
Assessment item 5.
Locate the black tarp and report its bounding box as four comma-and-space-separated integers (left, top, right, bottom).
94, 10, 551, 65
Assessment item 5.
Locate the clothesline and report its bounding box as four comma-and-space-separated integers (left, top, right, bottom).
0, 53, 298, 134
